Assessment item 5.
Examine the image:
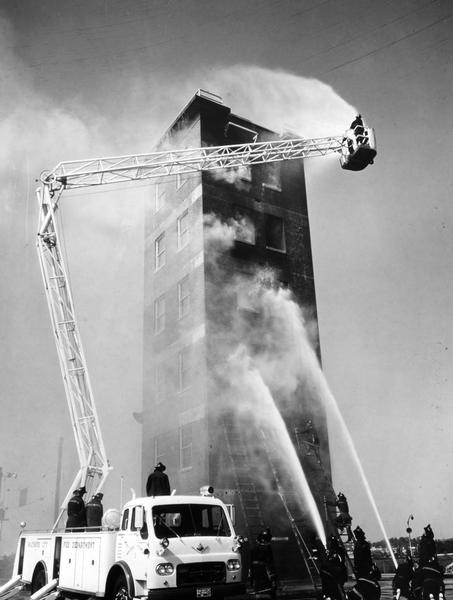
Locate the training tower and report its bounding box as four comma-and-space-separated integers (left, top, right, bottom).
142, 91, 336, 576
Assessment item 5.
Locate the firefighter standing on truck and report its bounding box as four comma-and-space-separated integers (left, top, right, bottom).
86, 492, 104, 530
146, 462, 170, 496
66, 486, 87, 531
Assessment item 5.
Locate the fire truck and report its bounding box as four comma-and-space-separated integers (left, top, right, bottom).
0, 91, 376, 600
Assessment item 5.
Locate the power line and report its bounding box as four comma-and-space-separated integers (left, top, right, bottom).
321, 12, 452, 75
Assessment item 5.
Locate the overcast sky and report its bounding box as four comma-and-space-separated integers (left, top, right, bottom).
1, 0, 452, 553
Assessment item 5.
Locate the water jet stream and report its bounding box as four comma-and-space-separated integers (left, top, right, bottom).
230, 353, 327, 546
296, 337, 398, 568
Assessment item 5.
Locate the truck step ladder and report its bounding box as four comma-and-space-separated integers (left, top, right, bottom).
0, 576, 25, 600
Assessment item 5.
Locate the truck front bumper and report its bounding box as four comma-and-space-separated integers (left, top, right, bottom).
147, 582, 246, 599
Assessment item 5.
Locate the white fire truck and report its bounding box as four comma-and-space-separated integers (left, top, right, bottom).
11, 492, 245, 600
0, 91, 376, 600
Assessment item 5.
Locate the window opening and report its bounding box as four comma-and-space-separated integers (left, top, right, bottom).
154, 294, 166, 333
233, 207, 255, 244
155, 183, 166, 212
178, 275, 190, 319
155, 233, 166, 270
177, 210, 190, 249
178, 348, 191, 391
180, 423, 193, 469
265, 215, 286, 252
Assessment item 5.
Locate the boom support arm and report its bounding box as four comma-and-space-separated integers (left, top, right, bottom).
37, 185, 111, 530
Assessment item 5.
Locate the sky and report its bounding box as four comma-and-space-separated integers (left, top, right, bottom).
1, 0, 453, 554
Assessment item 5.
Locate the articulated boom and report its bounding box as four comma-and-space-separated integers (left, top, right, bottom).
36, 122, 376, 528
42, 134, 353, 190
37, 185, 111, 530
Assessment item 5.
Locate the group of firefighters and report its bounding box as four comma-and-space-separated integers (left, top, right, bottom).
65, 462, 170, 531
249, 491, 446, 600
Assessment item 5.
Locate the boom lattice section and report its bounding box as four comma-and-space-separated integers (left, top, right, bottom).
43, 136, 345, 189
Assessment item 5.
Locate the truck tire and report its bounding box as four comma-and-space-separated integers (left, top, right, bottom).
111, 574, 130, 600
31, 565, 47, 594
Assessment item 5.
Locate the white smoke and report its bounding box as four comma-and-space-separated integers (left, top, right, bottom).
198, 64, 356, 138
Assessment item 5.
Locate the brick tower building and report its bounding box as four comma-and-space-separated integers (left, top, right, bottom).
142, 91, 336, 577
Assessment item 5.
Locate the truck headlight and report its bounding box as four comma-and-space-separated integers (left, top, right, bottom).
227, 559, 241, 571
156, 563, 174, 576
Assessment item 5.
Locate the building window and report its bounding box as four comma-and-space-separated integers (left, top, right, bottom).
154, 294, 166, 333
178, 275, 190, 319
154, 436, 165, 466
263, 162, 282, 191
155, 183, 166, 212
233, 206, 255, 244
176, 172, 188, 190
180, 423, 193, 470
177, 210, 190, 249
238, 165, 252, 182
155, 363, 166, 403
155, 233, 166, 270
265, 215, 286, 252
178, 347, 190, 391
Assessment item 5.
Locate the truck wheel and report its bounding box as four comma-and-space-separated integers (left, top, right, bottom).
31, 566, 47, 594
111, 574, 130, 600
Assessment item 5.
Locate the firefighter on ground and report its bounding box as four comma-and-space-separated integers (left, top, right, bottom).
146, 462, 170, 496
348, 527, 381, 600
86, 492, 104, 530
392, 554, 414, 600
66, 486, 87, 531
418, 524, 437, 567
417, 526, 444, 600
250, 527, 277, 597
319, 535, 348, 600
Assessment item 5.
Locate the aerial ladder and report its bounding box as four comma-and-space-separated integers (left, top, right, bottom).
36, 115, 377, 530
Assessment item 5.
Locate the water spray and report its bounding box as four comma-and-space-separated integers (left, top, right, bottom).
258, 286, 398, 569
296, 338, 398, 569
229, 351, 327, 546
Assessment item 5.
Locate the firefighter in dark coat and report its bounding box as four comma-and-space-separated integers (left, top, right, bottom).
350, 115, 365, 144
349, 527, 381, 600
319, 535, 348, 600
250, 528, 277, 597
86, 492, 104, 530
353, 526, 373, 577
418, 525, 437, 567
66, 486, 87, 531
335, 493, 353, 542
392, 555, 414, 599
421, 557, 445, 600
348, 565, 381, 600
146, 462, 170, 496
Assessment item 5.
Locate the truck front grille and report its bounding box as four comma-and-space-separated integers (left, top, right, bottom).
176, 562, 226, 587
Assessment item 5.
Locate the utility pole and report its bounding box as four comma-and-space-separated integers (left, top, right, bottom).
406, 514, 414, 557
54, 437, 64, 521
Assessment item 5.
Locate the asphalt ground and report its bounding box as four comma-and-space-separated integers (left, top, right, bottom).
3, 575, 453, 600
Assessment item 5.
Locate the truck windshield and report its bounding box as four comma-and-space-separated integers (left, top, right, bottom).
152, 503, 231, 538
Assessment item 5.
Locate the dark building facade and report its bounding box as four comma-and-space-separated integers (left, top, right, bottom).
142, 91, 336, 577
